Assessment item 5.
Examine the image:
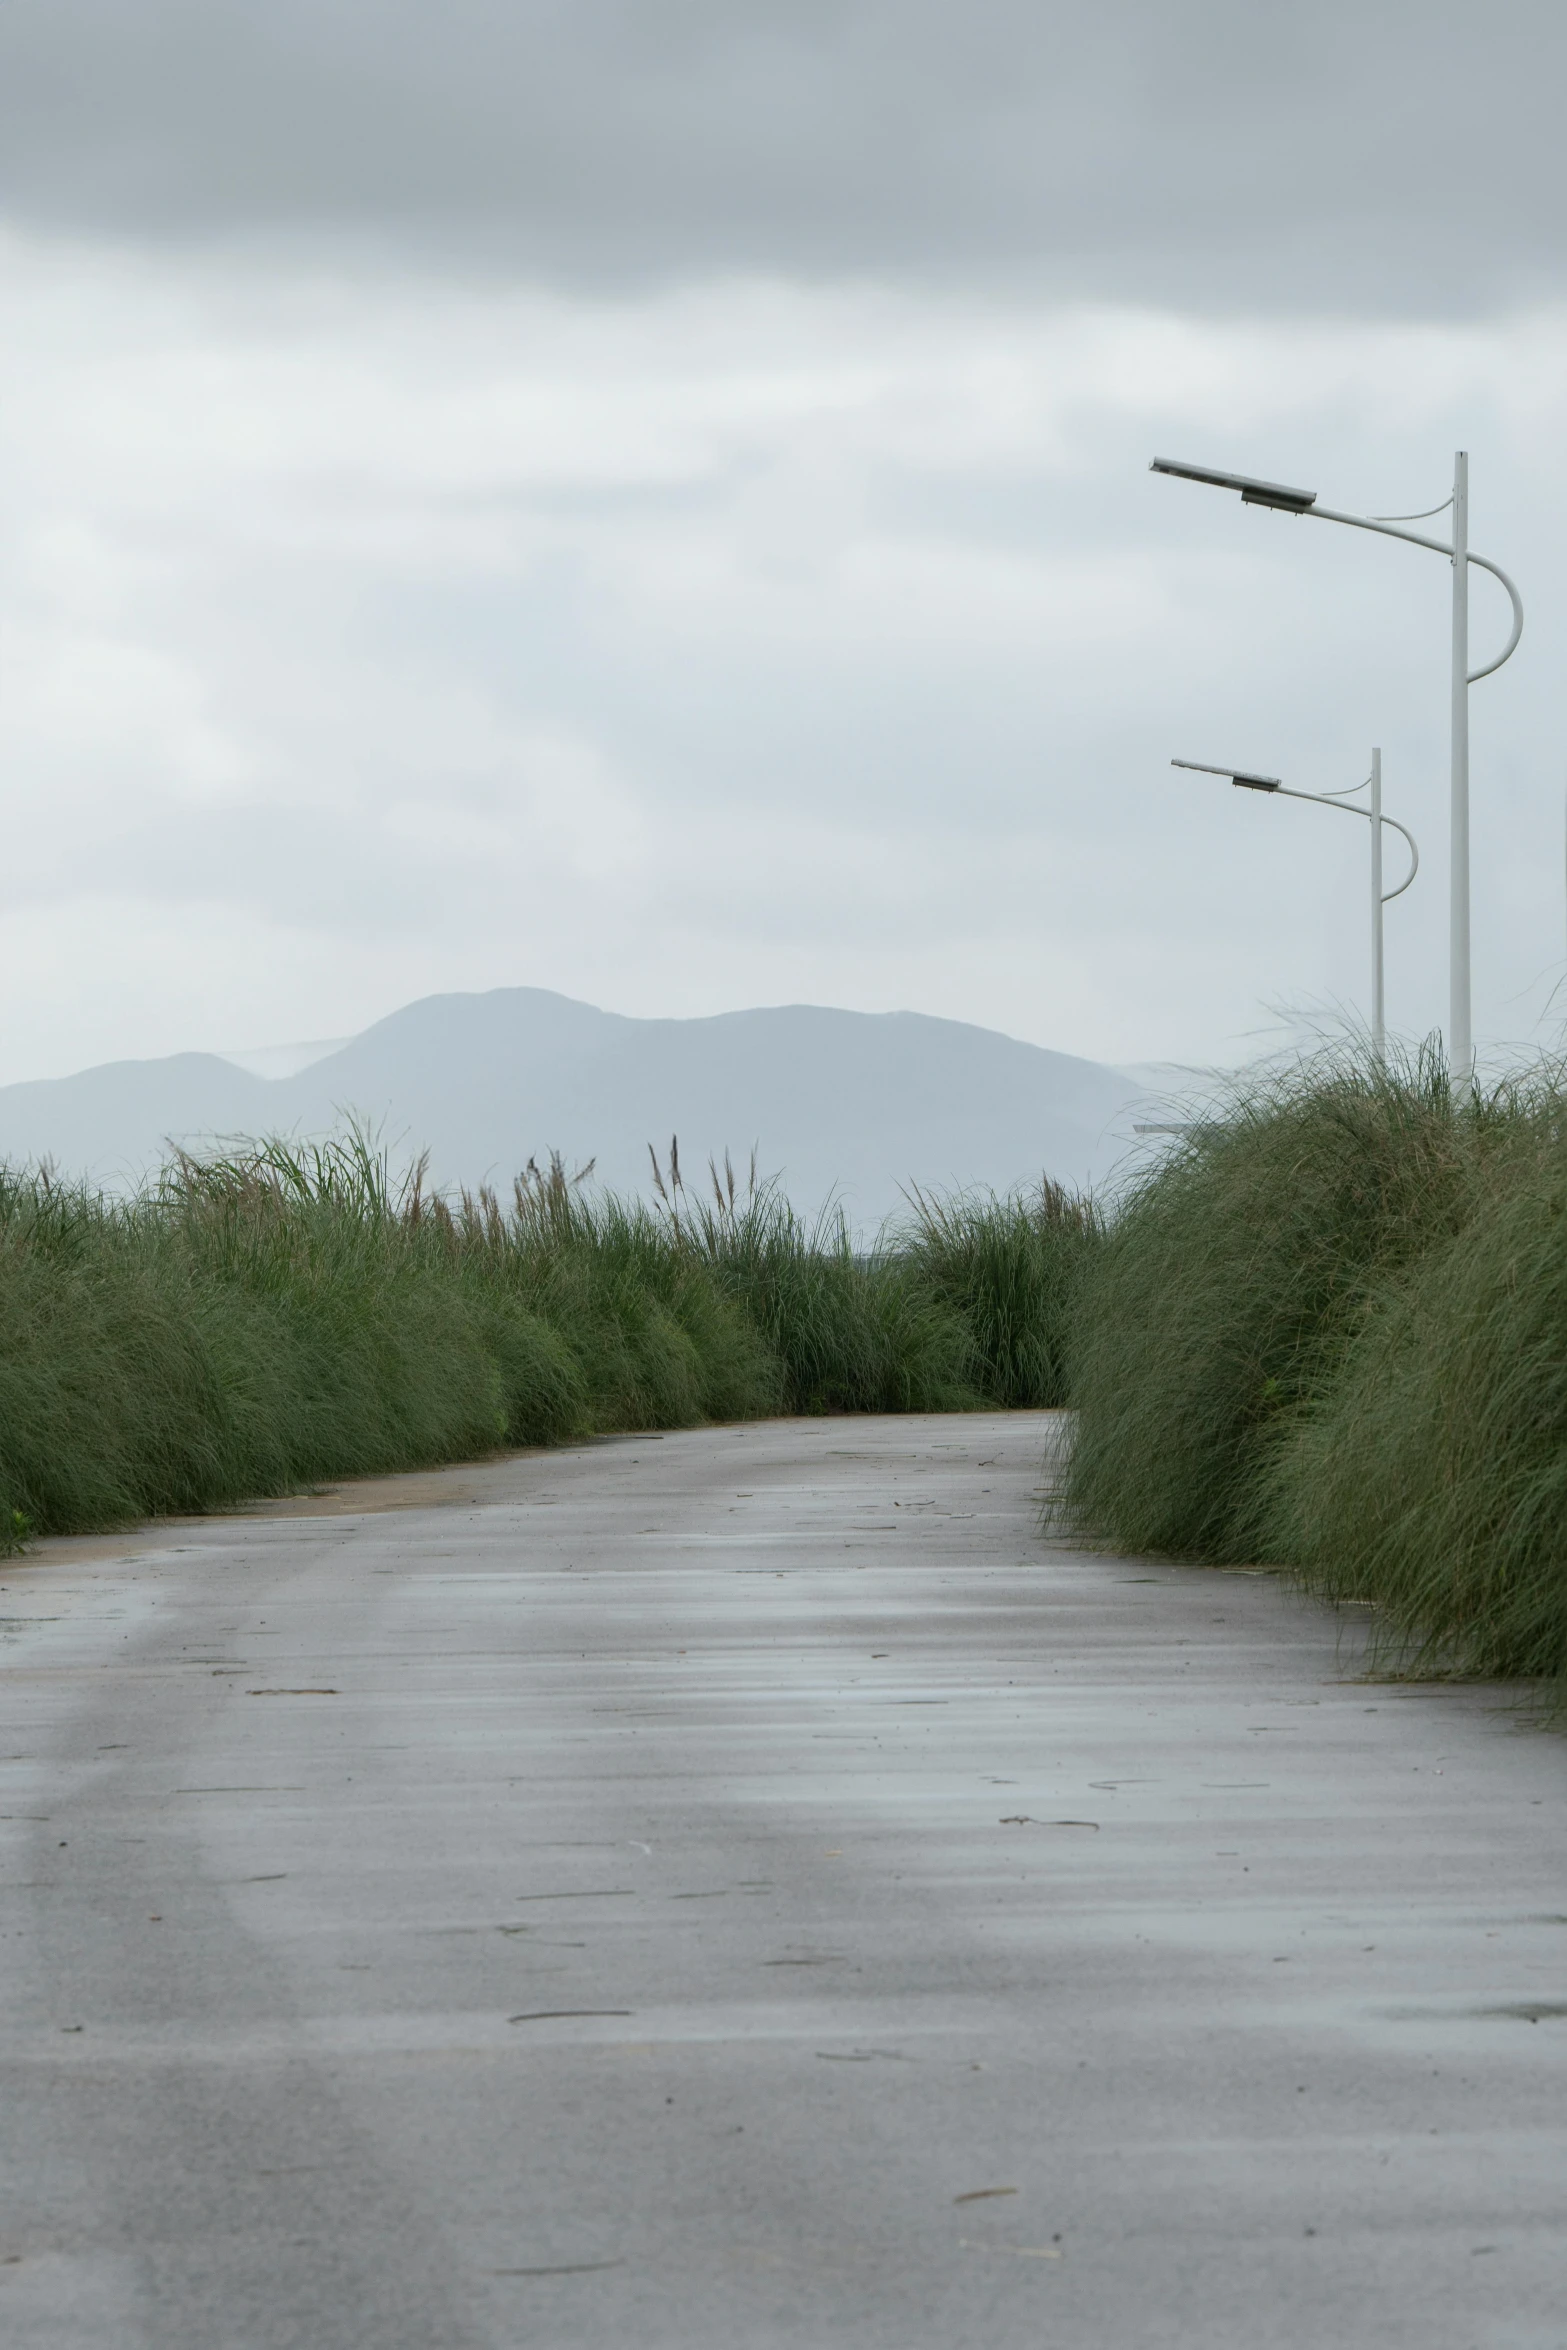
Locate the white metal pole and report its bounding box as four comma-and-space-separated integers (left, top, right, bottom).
1153, 451, 1521, 1078
1370, 746, 1384, 1059
1450, 451, 1471, 1091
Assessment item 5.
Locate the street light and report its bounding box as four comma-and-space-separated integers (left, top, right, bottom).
1151, 452, 1523, 1088
1172, 751, 1419, 1058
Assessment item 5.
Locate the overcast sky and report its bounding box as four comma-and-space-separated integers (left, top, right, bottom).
3, 1, 1566, 1084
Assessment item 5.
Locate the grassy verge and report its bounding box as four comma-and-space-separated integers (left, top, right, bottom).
902, 1178, 1101, 1408
0, 1136, 1087, 1541
1063, 1046, 1567, 1680
1257, 1085, 1567, 1678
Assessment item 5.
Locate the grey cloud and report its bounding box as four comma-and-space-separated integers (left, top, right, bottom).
2, 0, 1564, 309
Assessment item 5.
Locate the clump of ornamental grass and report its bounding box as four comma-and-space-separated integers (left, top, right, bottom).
900, 1178, 1100, 1407
650, 1141, 981, 1414
1062, 1043, 1475, 1562
1255, 1069, 1567, 1679
493, 1149, 782, 1429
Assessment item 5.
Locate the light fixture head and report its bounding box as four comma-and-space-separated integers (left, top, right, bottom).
1151, 457, 1317, 514
1171, 757, 1282, 793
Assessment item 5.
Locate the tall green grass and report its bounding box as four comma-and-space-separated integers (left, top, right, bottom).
901, 1179, 1100, 1406
0, 1134, 1086, 1543
1257, 1079, 1567, 1678
1063, 1046, 1567, 1680
1064, 1047, 1470, 1562
0, 1139, 579, 1539
648, 1143, 980, 1414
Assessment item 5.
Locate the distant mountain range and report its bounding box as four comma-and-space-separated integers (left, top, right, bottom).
0, 988, 1165, 1225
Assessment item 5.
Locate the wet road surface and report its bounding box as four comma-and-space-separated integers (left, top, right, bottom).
3, 1412, 1564, 2346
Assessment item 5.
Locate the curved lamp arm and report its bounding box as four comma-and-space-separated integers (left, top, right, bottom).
1273, 784, 1420, 901
1376, 814, 1420, 903
1307, 505, 1524, 682
1463, 553, 1525, 681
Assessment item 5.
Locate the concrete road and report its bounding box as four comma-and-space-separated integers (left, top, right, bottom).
3, 1413, 1564, 2348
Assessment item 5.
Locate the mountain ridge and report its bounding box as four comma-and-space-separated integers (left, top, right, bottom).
0, 986, 1150, 1223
